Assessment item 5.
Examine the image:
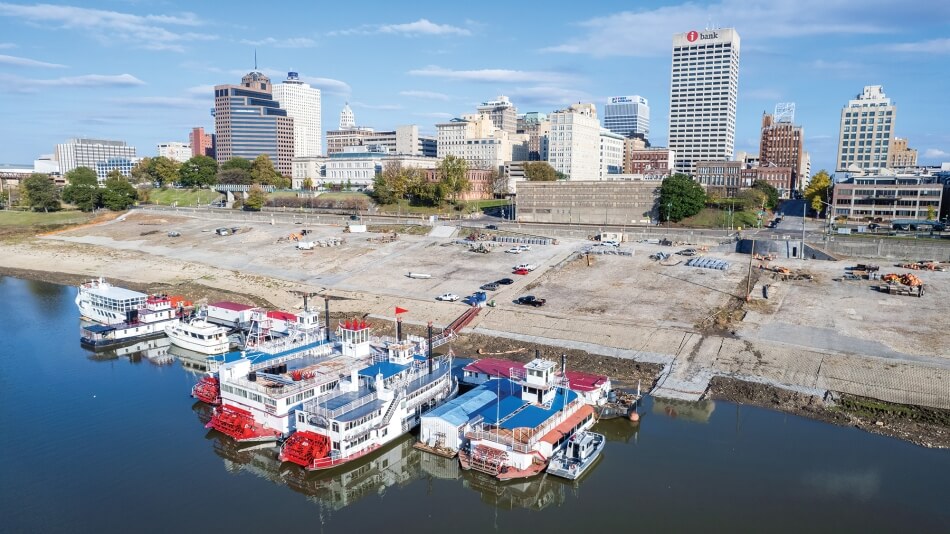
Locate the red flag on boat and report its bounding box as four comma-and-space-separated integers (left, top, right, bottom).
395, 306, 409, 315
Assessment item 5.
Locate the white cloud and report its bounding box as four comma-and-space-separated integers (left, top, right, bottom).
185, 84, 216, 96
111, 96, 205, 108
0, 53, 65, 68
0, 3, 214, 52
923, 148, 949, 159
400, 90, 450, 101
331, 18, 470, 37
240, 37, 316, 48
379, 19, 470, 36
810, 59, 863, 71
16, 73, 145, 89
506, 86, 592, 107
352, 102, 403, 111
0, 42, 15, 49
541, 0, 903, 58
880, 38, 950, 54
299, 75, 351, 96
409, 65, 572, 84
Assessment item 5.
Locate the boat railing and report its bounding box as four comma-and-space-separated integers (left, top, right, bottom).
232, 370, 338, 398
313, 391, 378, 421
248, 339, 334, 372
466, 428, 532, 454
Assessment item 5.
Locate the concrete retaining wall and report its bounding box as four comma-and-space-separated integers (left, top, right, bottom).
814, 237, 950, 261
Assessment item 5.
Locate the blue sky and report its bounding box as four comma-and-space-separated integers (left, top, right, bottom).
1, 0, 949, 174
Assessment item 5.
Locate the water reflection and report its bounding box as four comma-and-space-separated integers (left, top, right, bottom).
198, 402, 592, 515
802, 470, 882, 501
652, 398, 716, 423
84, 337, 173, 365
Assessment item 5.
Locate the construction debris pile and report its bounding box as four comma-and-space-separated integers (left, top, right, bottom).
882, 273, 923, 286
898, 261, 947, 271
686, 257, 730, 270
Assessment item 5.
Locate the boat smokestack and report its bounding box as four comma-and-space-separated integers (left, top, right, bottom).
324, 297, 330, 341
535, 348, 540, 360
427, 321, 433, 375
561, 353, 566, 376
397, 317, 403, 342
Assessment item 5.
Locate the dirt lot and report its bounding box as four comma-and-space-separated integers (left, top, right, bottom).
3, 209, 950, 444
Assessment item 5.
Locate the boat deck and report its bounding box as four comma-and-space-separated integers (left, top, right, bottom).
337, 399, 387, 423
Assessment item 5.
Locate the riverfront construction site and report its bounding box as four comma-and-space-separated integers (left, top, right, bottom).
2, 207, 948, 446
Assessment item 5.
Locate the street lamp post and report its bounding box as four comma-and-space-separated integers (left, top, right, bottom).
667, 202, 672, 229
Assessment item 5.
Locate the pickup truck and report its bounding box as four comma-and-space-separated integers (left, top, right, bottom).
462, 291, 488, 306
514, 263, 538, 271
515, 295, 546, 307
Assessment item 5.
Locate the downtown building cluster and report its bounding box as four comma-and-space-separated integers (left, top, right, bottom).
4, 27, 947, 224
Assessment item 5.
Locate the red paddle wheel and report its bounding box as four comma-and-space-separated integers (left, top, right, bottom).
191, 376, 221, 405
280, 431, 331, 468
207, 404, 279, 442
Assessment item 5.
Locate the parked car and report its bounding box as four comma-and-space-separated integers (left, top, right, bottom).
514, 263, 538, 271
515, 295, 546, 307
868, 223, 880, 230
495, 278, 514, 285
436, 293, 460, 302
517, 244, 531, 251
505, 247, 522, 254
485, 224, 498, 230
601, 240, 620, 247
676, 248, 698, 256
349, 214, 360, 220
462, 291, 488, 306
167, 231, 181, 237
513, 268, 530, 275
480, 282, 500, 291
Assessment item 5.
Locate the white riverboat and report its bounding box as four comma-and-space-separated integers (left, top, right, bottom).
545, 430, 605, 480
279, 329, 456, 471
78, 280, 179, 348
166, 318, 231, 355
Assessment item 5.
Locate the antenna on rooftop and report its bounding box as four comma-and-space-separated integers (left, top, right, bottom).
254, 49, 258, 70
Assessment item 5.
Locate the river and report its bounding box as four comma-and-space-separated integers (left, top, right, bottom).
0, 276, 946, 533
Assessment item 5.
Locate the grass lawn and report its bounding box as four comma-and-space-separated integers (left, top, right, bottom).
677, 207, 760, 229
149, 188, 222, 206
316, 191, 371, 200
0, 210, 93, 226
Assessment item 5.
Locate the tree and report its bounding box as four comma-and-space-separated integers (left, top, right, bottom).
61, 166, 102, 212
131, 156, 179, 187
303, 178, 314, 191
218, 168, 252, 185
658, 173, 706, 222
222, 157, 252, 171
179, 155, 218, 188
927, 205, 936, 221
804, 170, 832, 215
492, 169, 509, 196
373, 160, 421, 204
244, 185, 267, 211
523, 161, 557, 181
438, 155, 469, 203
101, 172, 137, 211
250, 154, 280, 186
737, 188, 767, 212
20, 174, 61, 212
751, 180, 779, 210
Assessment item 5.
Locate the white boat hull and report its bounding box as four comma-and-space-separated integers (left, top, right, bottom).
165, 321, 231, 355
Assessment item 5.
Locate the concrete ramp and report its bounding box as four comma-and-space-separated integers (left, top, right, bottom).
428, 225, 457, 238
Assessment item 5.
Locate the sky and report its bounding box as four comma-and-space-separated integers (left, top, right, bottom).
1, 0, 949, 174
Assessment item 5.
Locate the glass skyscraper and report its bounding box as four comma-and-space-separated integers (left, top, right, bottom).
602, 96, 650, 139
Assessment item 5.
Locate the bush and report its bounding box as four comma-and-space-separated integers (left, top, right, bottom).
264, 196, 369, 211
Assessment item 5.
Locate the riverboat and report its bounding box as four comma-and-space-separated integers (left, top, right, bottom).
79, 292, 179, 348
454, 359, 596, 481
545, 430, 605, 480
279, 324, 456, 471
166, 318, 231, 355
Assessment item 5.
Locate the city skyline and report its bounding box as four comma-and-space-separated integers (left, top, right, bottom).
1, 0, 949, 173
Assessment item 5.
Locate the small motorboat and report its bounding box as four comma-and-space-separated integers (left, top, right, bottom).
546, 431, 605, 480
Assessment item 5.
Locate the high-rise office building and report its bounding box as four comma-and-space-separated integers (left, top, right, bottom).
517, 112, 550, 161
668, 28, 741, 174
273, 72, 322, 158
836, 85, 895, 172
603, 96, 650, 138
189, 127, 214, 158
436, 113, 516, 171
213, 71, 294, 176
759, 104, 805, 193
55, 138, 136, 177
547, 103, 601, 180
339, 103, 355, 130
477, 95, 518, 134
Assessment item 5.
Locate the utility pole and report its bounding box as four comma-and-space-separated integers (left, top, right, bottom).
801, 200, 806, 261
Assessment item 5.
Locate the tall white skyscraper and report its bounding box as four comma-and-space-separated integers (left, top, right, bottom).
273, 72, 322, 158
603, 96, 650, 138
836, 85, 895, 172
339, 102, 355, 130
55, 138, 136, 175
668, 28, 740, 174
